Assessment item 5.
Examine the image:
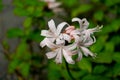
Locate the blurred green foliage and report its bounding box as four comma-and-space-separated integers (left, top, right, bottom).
0, 0, 120, 80
0, 0, 3, 11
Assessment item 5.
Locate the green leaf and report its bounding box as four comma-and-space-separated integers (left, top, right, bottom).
105, 42, 114, 52
72, 4, 93, 17
78, 58, 92, 73
113, 52, 120, 63
111, 36, 120, 45
15, 41, 31, 60
94, 10, 104, 21
93, 65, 107, 74
33, 7, 43, 17
7, 28, 24, 38
63, 0, 77, 7
8, 59, 20, 73
19, 62, 30, 77
23, 17, 32, 28
29, 31, 44, 42
91, 0, 100, 3
48, 61, 61, 80
2, 40, 9, 50
14, 8, 29, 16
102, 19, 120, 34
91, 35, 108, 52
105, 0, 120, 7
26, 6, 35, 15
82, 75, 110, 80
0, 0, 3, 11
93, 52, 112, 63
113, 63, 120, 77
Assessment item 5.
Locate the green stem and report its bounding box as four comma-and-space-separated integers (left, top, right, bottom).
65, 61, 75, 80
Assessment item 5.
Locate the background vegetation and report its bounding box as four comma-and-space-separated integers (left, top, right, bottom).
0, 0, 120, 80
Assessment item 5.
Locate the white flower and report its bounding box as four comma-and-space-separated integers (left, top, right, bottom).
40, 17, 102, 63
44, 38, 76, 64
72, 17, 103, 45
81, 25, 103, 43
72, 17, 89, 30
40, 19, 71, 47
71, 18, 102, 61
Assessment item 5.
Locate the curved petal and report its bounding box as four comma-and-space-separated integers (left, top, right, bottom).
80, 46, 94, 57
45, 38, 58, 49
72, 18, 89, 30
76, 49, 83, 61
72, 17, 81, 23
56, 38, 65, 45
62, 33, 71, 42
41, 30, 53, 37
70, 29, 80, 35
81, 18, 89, 29
73, 35, 83, 43
63, 49, 75, 64
40, 38, 47, 47
66, 43, 77, 51
87, 25, 103, 34
65, 26, 75, 31
57, 22, 69, 35
46, 51, 57, 59
48, 19, 57, 33
55, 48, 62, 64
83, 40, 94, 46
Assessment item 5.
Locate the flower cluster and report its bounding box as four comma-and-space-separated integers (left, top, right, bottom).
40, 17, 103, 64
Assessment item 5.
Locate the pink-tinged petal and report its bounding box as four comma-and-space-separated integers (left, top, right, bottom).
63, 49, 75, 64
46, 51, 57, 59
57, 22, 69, 35
48, 2, 61, 9
66, 29, 74, 34
66, 43, 77, 51
70, 30, 80, 35
41, 30, 53, 37
70, 50, 78, 55
55, 48, 62, 64
76, 48, 83, 61
48, 38, 56, 42
40, 38, 47, 47
80, 46, 94, 57
45, 38, 58, 49
65, 26, 75, 31
83, 40, 94, 47
48, 19, 57, 33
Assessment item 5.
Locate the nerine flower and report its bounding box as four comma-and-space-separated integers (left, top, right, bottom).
70, 18, 102, 61
40, 18, 102, 64
40, 19, 71, 47
44, 38, 76, 64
